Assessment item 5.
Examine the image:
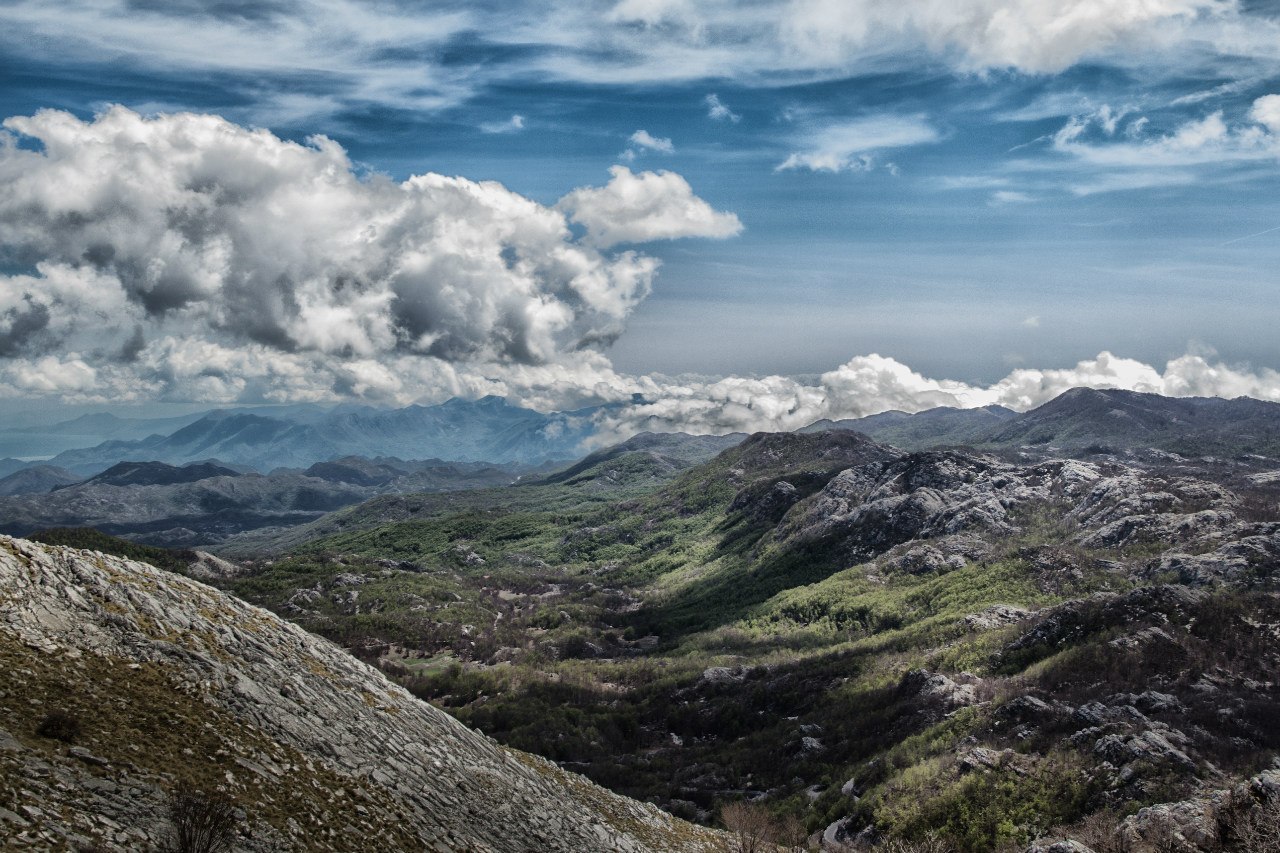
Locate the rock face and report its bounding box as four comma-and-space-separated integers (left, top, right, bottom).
0, 536, 721, 852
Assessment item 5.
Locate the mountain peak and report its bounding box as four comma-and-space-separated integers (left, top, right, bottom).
439, 394, 512, 410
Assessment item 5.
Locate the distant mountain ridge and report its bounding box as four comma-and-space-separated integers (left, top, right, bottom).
0, 464, 81, 496
802, 404, 1018, 448
77, 460, 242, 488
14, 387, 1280, 481
807, 388, 1280, 457
35, 396, 606, 475
0, 410, 209, 458
0, 456, 537, 547
979, 387, 1280, 455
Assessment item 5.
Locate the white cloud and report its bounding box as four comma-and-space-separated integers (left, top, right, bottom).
0, 107, 740, 404
778, 114, 939, 172
1026, 99, 1280, 195
1250, 94, 1280, 133
705, 93, 740, 122
940, 175, 1011, 190
590, 350, 1280, 442
481, 114, 526, 134
0, 0, 477, 119
780, 0, 1228, 74
1061, 109, 1271, 166
627, 129, 675, 153
558, 165, 743, 248
0, 0, 1255, 125
605, 0, 698, 27
992, 190, 1034, 204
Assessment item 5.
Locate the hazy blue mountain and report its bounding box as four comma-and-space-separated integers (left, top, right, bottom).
0, 458, 32, 478
0, 411, 208, 458
0, 464, 82, 496
41, 396, 603, 473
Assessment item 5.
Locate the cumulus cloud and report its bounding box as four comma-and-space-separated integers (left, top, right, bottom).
1250, 94, 1280, 133
705, 93, 740, 122
0, 107, 738, 403
628, 129, 675, 153
778, 115, 939, 172
591, 350, 1280, 442
558, 165, 743, 248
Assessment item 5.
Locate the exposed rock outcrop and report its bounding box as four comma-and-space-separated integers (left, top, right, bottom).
0, 536, 721, 852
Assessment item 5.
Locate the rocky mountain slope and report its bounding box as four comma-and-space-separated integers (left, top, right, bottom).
0, 435, 735, 550
222, 425, 1280, 851
0, 535, 721, 852
0, 458, 535, 547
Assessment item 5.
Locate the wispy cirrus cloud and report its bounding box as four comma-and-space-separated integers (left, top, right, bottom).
1047, 95, 1280, 194
777, 114, 940, 172
0, 0, 1266, 123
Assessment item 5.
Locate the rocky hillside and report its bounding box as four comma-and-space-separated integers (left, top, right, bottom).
0, 535, 722, 852
220, 427, 1280, 851
0, 457, 535, 547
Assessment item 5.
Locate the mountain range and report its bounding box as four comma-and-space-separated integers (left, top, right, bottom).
6, 386, 1280, 553
0, 457, 534, 547
18, 396, 604, 476
5, 387, 1280, 851
5, 388, 1280, 488
204, 400, 1280, 852
809, 387, 1280, 457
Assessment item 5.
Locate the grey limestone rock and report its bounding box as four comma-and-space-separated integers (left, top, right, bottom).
1024, 841, 1097, 853
0, 535, 722, 853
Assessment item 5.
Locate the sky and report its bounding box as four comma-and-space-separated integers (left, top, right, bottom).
2, 0, 1280, 436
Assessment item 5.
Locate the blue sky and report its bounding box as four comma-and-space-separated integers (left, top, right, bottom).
2, 1, 1280, 433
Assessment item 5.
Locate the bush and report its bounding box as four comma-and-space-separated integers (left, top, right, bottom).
35, 710, 82, 743
877, 835, 955, 853
166, 781, 237, 853
721, 801, 805, 852
1227, 795, 1280, 853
